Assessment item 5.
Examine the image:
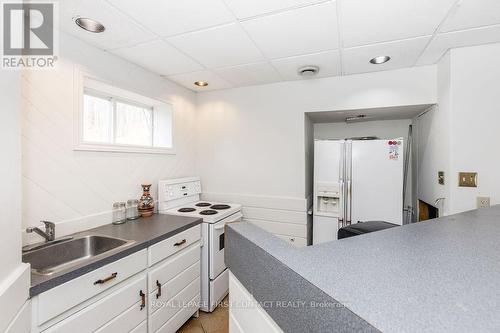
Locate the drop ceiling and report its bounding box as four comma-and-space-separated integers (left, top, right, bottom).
60, 0, 500, 92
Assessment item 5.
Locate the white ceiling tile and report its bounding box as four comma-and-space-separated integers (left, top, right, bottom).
271, 50, 341, 80
59, 0, 155, 50
111, 40, 203, 76
223, 0, 325, 19
106, 0, 235, 37
167, 23, 264, 68
440, 0, 500, 33
417, 24, 500, 65
343, 37, 431, 75
214, 62, 282, 86
242, 2, 339, 59
167, 70, 233, 92
340, 0, 456, 47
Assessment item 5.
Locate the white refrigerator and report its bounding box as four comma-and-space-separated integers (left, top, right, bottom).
313, 139, 404, 244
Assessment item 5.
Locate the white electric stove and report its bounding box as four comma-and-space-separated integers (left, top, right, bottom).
158, 177, 242, 312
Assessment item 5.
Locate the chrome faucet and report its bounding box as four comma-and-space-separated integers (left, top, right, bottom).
26, 221, 56, 242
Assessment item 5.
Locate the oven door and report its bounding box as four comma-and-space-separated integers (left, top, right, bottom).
209, 212, 243, 280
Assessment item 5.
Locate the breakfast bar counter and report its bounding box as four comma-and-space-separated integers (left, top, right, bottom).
226, 206, 500, 333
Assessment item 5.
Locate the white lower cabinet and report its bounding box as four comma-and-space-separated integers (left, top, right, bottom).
229, 272, 283, 333
31, 225, 202, 333
148, 241, 201, 333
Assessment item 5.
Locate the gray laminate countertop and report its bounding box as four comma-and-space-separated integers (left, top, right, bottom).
28, 214, 202, 297
226, 205, 500, 333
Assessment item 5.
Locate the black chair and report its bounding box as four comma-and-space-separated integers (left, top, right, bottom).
338, 221, 398, 239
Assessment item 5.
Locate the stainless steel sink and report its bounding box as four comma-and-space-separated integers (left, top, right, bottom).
22, 235, 135, 276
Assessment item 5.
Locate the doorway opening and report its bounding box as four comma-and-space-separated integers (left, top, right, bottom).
304, 104, 435, 244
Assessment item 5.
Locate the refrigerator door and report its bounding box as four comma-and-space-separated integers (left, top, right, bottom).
313, 140, 342, 182
313, 140, 344, 244
313, 215, 338, 244
349, 139, 404, 225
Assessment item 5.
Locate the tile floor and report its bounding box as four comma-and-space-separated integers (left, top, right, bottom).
177, 296, 229, 333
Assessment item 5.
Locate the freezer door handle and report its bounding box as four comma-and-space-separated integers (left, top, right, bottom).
346, 180, 352, 225
339, 180, 345, 228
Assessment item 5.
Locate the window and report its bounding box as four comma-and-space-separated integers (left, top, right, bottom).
76, 76, 173, 154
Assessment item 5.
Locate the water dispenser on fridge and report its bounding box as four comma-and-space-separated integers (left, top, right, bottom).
314, 182, 340, 217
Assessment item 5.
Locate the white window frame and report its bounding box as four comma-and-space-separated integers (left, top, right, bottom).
73, 69, 175, 154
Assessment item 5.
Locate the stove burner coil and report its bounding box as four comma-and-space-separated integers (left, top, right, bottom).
211, 204, 231, 210
195, 202, 211, 207
200, 210, 218, 215
178, 207, 196, 213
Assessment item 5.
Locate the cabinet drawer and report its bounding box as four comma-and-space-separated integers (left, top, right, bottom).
37, 249, 147, 325
156, 294, 200, 333
150, 260, 200, 315
148, 241, 200, 294
148, 225, 201, 266
44, 273, 147, 333
150, 277, 200, 332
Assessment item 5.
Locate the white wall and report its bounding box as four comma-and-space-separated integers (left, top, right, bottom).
314, 119, 411, 140
22, 32, 198, 242
413, 106, 451, 215
0, 71, 30, 333
196, 66, 436, 199
413, 52, 452, 216
448, 43, 500, 213
415, 42, 500, 215
196, 66, 437, 241
0, 71, 22, 283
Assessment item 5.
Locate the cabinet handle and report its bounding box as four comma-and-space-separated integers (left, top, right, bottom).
94, 272, 117, 285
174, 239, 187, 247
140, 290, 145, 310
156, 280, 162, 299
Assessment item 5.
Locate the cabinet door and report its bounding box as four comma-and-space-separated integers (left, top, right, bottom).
150, 277, 200, 333
148, 241, 200, 298
130, 321, 147, 333
44, 273, 147, 333
149, 260, 200, 315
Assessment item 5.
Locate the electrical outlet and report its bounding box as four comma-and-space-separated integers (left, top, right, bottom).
459, 172, 477, 187
477, 197, 490, 209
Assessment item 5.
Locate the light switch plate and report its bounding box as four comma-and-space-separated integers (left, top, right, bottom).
477, 196, 490, 209
458, 172, 477, 187
438, 171, 445, 185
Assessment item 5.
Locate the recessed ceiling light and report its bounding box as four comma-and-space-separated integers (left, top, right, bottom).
74, 17, 106, 33
194, 81, 208, 87
370, 56, 391, 65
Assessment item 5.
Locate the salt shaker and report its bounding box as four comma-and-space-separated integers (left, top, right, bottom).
126, 199, 140, 220
112, 202, 127, 225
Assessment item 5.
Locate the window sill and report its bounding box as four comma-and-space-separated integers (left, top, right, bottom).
74, 143, 176, 155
